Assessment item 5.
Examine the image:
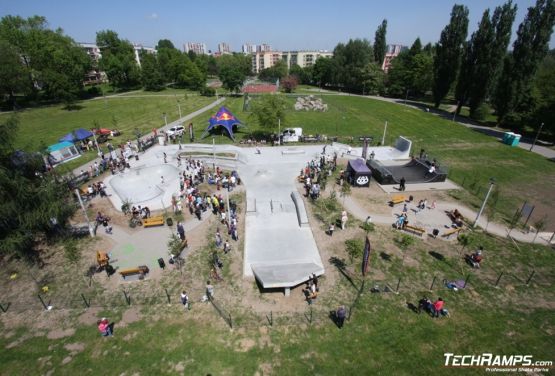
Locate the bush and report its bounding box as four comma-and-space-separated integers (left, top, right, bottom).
470, 103, 490, 121
200, 87, 216, 97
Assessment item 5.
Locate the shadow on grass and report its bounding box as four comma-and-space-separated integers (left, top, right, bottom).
380, 252, 392, 261
329, 257, 358, 291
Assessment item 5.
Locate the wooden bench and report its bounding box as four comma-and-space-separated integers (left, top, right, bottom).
390, 194, 406, 206
143, 215, 164, 228
442, 227, 462, 238
119, 265, 149, 279
403, 225, 426, 237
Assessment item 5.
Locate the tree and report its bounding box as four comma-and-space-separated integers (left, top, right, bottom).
531, 50, 555, 138
313, 57, 337, 87
97, 30, 140, 90
156, 39, 175, 50
386, 38, 433, 97
0, 117, 76, 259
281, 75, 299, 93
494, 0, 555, 124
333, 39, 374, 92
360, 62, 385, 95
0, 15, 90, 104
374, 19, 388, 65
140, 52, 164, 91
249, 95, 288, 130
0, 38, 30, 108
259, 60, 287, 82
455, 2, 517, 117
432, 4, 469, 107
218, 54, 247, 92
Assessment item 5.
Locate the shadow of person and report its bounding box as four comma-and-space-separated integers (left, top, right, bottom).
108, 322, 116, 335
329, 310, 341, 328
406, 302, 418, 314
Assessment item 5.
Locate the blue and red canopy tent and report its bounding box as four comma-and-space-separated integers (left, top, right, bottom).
201, 106, 246, 140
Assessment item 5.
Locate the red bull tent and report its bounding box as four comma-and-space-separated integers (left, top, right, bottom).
201, 106, 245, 140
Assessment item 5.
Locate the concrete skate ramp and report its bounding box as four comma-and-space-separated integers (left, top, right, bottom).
252, 263, 325, 288
109, 164, 179, 203
368, 159, 447, 185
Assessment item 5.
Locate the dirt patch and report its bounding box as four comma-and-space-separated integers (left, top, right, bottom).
78, 307, 102, 325
237, 338, 256, 352
61, 356, 72, 365
120, 307, 141, 327
47, 328, 75, 340
64, 342, 85, 353
256, 363, 273, 376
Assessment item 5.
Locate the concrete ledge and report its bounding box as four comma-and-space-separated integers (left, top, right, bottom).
251, 262, 325, 288
282, 149, 306, 155
290, 191, 309, 227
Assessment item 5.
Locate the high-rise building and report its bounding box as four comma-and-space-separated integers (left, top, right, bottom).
242, 43, 257, 54
382, 44, 408, 72
183, 42, 207, 55
257, 44, 272, 52
281, 50, 333, 69
218, 42, 231, 55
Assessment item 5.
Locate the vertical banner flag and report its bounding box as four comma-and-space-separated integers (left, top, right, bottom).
362, 236, 371, 276
362, 138, 369, 160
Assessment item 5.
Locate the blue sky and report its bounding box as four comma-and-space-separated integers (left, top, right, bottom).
2, 0, 553, 51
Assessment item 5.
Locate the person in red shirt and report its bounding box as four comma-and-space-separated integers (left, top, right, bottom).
433, 298, 444, 318
97, 317, 112, 336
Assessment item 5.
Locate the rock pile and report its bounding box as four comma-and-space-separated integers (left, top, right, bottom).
294, 95, 328, 112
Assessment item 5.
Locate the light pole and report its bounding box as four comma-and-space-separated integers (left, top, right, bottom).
212, 137, 216, 170
473, 178, 495, 228
278, 117, 281, 146
529, 122, 544, 152
177, 102, 182, 119
404, 89, 409, 104
163, 113, 168, 128
381, 121, 388, 146
452, 102, 459, 122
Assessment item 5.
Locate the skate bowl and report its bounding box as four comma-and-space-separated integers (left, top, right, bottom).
368, 158, 447, 185
109, 164, 180, 204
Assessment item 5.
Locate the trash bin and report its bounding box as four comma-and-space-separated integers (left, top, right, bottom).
158, 136, 166, 146
502, 132, 513, 144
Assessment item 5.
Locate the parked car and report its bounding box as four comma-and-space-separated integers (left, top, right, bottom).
167, 125, 185, 137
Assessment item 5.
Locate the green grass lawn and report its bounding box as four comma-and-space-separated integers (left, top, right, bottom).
8, 94, 214, 171
189, 95, 555, 223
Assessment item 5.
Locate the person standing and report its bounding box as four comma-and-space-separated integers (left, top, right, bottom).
336, 305, 347, 328
206, 281, 214, 299
177, 222, 185, 241
399, 177, 406, 191
341, 211, 348, 230
328, 223, 335, 236
180, 290, 189, 309
163, 152, 167, 163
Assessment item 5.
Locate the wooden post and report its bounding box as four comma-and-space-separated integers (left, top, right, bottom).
526, 270, 536, 286
495, 271, 504, 287
38, 294, 49, 310
81, 294, 90, 308
396, 277, 402, 292
463, 275, 471, 289
0, 303, 10, 313
123, 290, 131, 305
228, 313, 233, 329
164, 288, 171, 304
429, 276, 437, 290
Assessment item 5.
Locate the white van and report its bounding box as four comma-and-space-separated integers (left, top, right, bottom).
282, 128, 303, 143
167, 125, 185, 137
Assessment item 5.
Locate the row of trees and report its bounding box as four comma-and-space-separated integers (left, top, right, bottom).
281, 1, 554, 136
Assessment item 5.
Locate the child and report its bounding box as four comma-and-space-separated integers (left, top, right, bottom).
328, 223, 335, 236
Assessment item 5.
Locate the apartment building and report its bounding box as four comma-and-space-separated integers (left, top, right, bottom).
183, 42, 207, 55
281, 50, 333, 69
218, 42, 231, 55
382, 44, 408, 72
